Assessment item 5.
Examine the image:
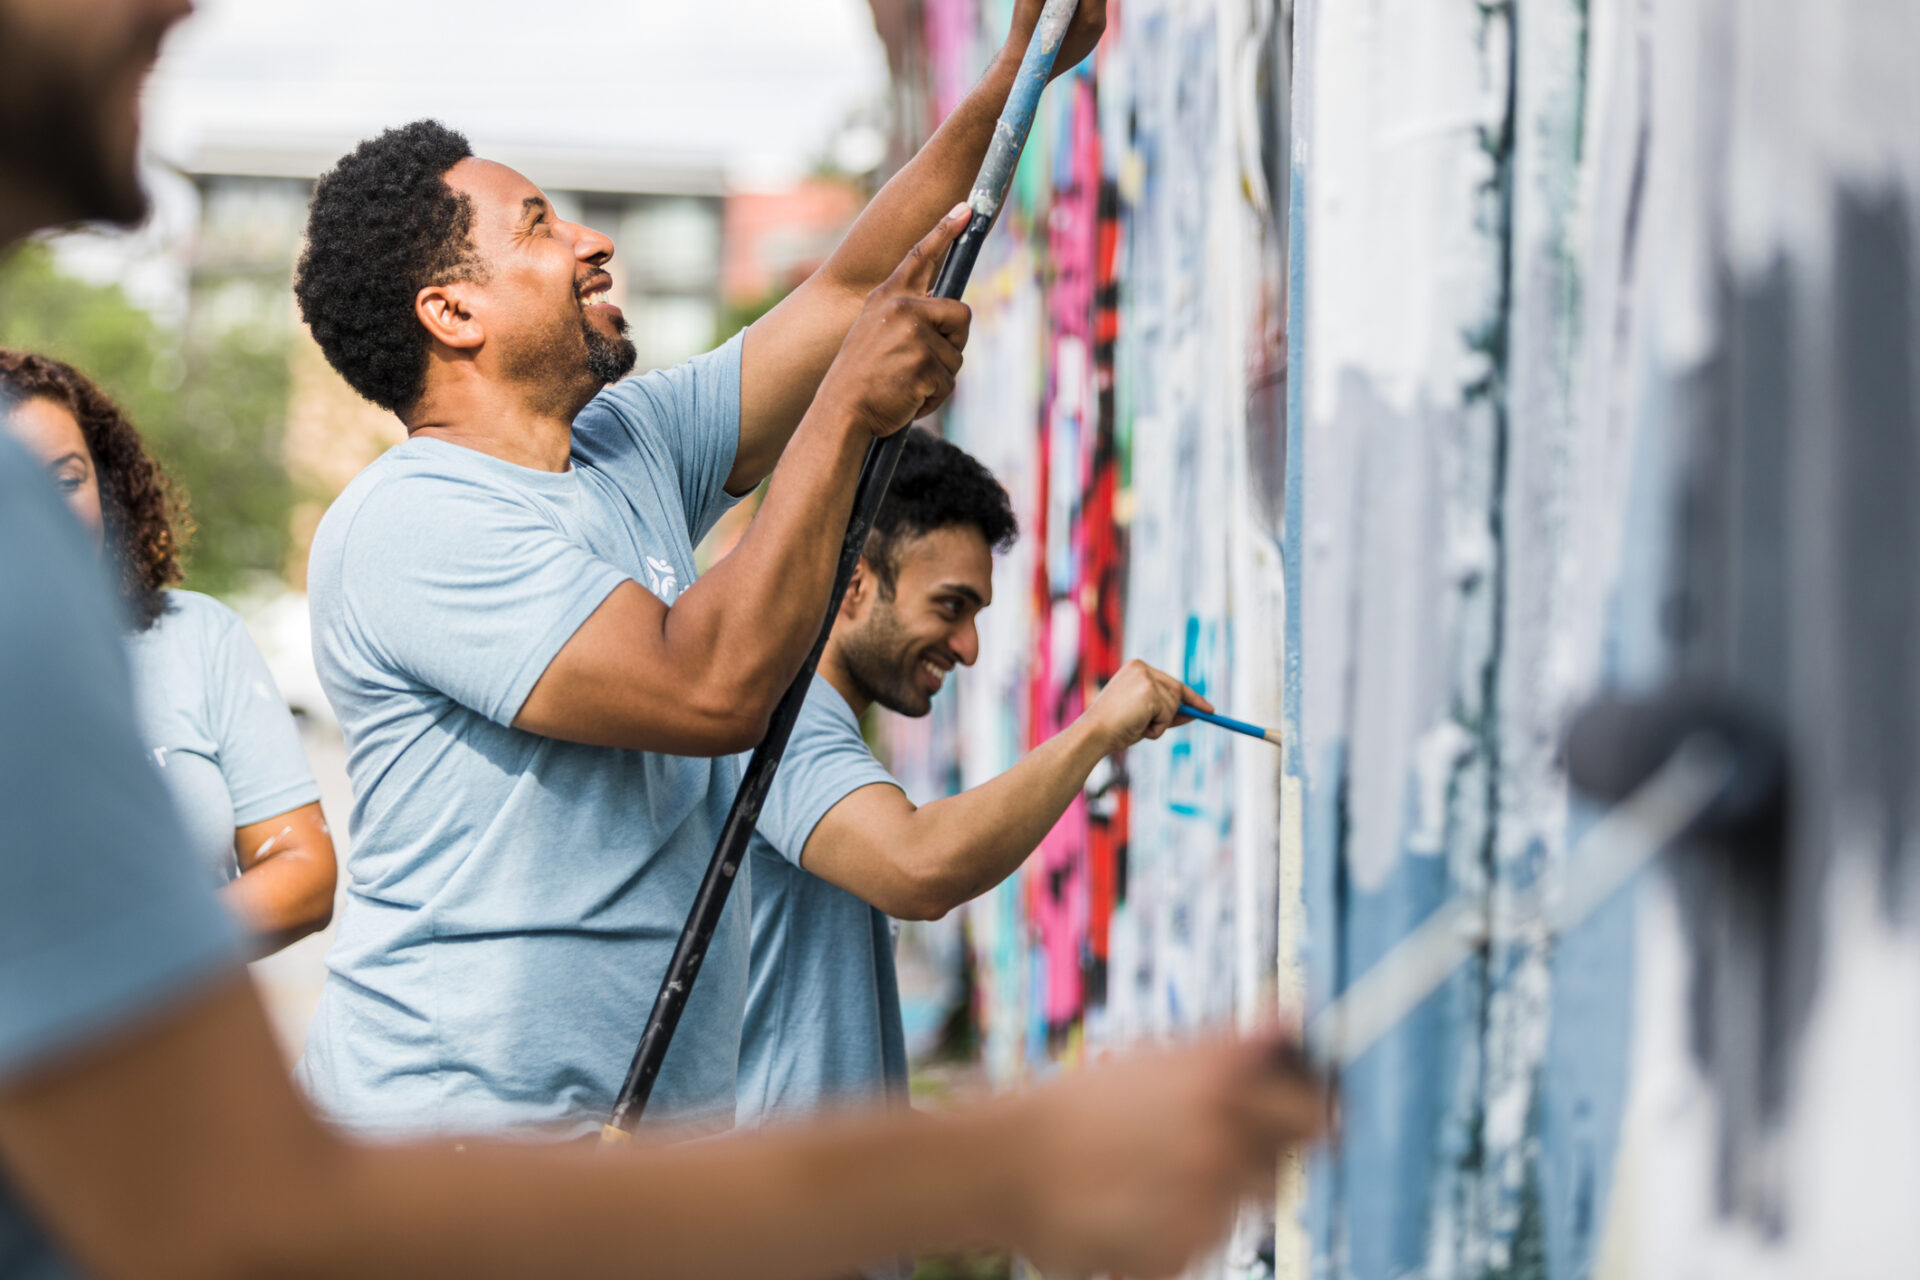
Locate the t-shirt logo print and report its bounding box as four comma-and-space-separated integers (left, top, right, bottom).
644, 556, 680, 602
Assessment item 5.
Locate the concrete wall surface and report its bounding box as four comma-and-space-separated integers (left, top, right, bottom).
881, 0, 1916, 1275
1291, 0, 1920, 1276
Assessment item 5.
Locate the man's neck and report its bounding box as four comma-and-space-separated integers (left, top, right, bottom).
817, 645, 873, 721
404, 379, 585, 473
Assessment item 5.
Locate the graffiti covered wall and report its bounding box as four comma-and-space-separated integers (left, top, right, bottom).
884, 0, 1916, 1275
873, 8, 1299, 1273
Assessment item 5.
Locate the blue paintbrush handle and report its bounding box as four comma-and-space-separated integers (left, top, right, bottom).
1182, 703, 1281, 746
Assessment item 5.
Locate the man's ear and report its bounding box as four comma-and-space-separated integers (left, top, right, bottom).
841, 559, 873, 623
415, 283, 484, 351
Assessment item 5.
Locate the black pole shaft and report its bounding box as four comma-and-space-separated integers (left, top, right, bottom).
605, 214, 995, 1134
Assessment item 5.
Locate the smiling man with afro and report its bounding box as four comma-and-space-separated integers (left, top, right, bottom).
286, 0, 1110, 1146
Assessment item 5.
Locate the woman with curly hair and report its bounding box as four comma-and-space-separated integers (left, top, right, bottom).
2, 349, 336, 955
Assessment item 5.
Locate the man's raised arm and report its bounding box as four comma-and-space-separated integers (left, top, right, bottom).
727, 0, 1108, 494
515, 214, 972, 755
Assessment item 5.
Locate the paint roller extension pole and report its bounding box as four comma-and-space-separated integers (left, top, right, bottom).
602, 0, 1085, 1142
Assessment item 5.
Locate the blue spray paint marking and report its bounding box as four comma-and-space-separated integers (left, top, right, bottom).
1169, 614, 1221, 817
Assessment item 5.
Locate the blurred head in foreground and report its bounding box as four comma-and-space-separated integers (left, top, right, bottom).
830, 427, 1018, 718
0, 349, 188, 630
0, 0, 192, 247
296, 120, 638, 427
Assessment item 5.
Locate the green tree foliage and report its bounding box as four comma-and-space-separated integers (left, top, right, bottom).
0, 243, 293, 596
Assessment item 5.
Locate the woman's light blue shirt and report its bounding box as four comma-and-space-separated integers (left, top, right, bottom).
125, 590, 321, 884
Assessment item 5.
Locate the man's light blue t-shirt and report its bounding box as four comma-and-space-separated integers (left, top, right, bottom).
298, 336, 751, 1140
737, 675, 909, 1128
0, 436, 241, 1280
126, 590, 321, 885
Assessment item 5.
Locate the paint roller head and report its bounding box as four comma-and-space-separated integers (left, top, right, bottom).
1563, 687, 1789, 845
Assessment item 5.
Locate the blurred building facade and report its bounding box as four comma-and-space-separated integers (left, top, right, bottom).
721, 178, 865, 316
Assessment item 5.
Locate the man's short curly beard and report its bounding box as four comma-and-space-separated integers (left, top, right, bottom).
837, 595, 937, 718
504, 304, 638, 414
585, 310, 638, 386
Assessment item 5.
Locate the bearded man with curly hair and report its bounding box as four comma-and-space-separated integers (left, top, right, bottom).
284, 0, 1110, 1143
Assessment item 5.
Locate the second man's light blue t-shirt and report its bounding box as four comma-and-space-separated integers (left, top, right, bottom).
298, 336, 751, 1140
737, 674, 909, 1128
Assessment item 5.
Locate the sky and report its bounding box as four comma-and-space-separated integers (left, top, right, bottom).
49, 0, 890, 315
145, 0, 892, 189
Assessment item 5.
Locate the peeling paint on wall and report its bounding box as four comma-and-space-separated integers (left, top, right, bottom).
1290, 0, 1920, 1275
883, 0, 1913, 1273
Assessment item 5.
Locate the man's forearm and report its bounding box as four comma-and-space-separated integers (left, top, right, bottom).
668, 401, 872, 728
305, 1104, 1018, 1280
2, 971, 1307, 1280
731, 44, 1028, 488
903, 716, 1113, 914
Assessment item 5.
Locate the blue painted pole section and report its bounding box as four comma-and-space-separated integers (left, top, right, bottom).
1181, 703, 1283, 746
967, 0, 1079, 221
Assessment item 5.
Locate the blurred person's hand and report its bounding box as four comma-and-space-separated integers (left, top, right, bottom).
816, 205, 974, 440
1005, 0, 1108, 80
997, 1035, 1326, 1279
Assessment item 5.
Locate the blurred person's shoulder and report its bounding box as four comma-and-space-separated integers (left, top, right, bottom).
0, 428, 241, 1082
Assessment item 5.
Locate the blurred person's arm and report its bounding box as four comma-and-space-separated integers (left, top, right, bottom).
222, 802, 335, 957
803, 661, 1206, 920
516, 219, 970, 755
728, 0, 1107, 493
198, 605, 335, 955
0, 972, 1323, 1280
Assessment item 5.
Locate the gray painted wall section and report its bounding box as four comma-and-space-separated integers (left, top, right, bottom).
1287, 0, 1919, 1274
